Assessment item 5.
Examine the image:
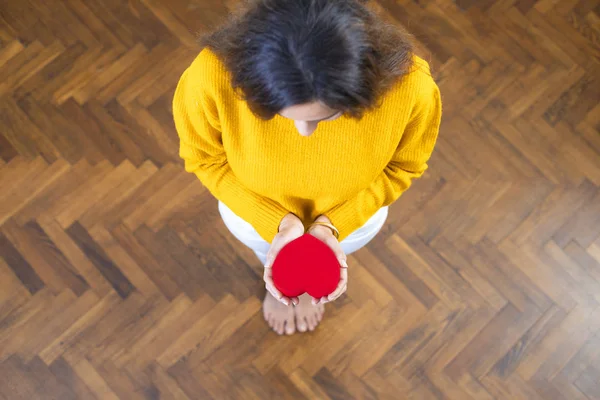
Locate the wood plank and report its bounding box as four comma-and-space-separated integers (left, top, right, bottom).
0, 232, 44, 295
66, 222, 135, 299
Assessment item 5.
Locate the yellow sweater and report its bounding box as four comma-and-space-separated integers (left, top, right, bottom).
174, 49, 441, 243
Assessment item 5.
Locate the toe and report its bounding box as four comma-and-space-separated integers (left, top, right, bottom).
296, 317, 308, 332
285, 319, 296, 335
307, 316, 316, 331
274, 321, 283, 335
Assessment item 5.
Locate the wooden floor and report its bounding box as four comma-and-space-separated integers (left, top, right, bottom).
1, 0, 599, 399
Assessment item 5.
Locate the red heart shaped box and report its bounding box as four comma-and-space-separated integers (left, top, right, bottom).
271, 234, 341, 298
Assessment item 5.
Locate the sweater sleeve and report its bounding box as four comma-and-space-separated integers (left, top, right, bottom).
173, 68, 290, 243
326, 78, 442, 241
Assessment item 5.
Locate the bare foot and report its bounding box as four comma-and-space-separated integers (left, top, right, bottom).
263, 293, 325, 335
294, 293, 324, 332
263, 291, 296, 335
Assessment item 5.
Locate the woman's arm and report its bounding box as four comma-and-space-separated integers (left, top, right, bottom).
325, 80, 442, 241
174, 69, 290, 242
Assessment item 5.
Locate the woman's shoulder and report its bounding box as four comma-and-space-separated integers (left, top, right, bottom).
184, 48, 231, 94
410, 55, 434, 78
385, 54, 439, 104
190, 48, 226, 72
405, 55, 437, 89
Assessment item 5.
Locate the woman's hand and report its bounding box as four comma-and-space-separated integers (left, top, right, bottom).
263, 213, 305, 306
308, 216, 348, 305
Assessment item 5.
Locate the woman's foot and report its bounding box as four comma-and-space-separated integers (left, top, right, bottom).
263, 292, 324, 335
294, 293, 324, 332
263, 291, 296, 335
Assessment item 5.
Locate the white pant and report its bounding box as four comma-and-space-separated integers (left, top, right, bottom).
218, 202, 388, 265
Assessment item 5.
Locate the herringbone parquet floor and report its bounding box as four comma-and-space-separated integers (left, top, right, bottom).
1, 0, 599, 399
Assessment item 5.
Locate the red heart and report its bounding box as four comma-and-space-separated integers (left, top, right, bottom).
271, 234, 341, 298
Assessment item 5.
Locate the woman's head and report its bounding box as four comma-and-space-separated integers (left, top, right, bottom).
202, 0, 414, 135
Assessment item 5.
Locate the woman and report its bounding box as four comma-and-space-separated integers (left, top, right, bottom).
174, 0, 441, 335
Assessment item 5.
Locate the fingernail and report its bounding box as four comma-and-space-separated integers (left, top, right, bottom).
283, 299, 289, 306
340, 260, 348, 268
312, 299, 317, 305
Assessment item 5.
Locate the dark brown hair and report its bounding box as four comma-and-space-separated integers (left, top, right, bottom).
201, 0, 414, 119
